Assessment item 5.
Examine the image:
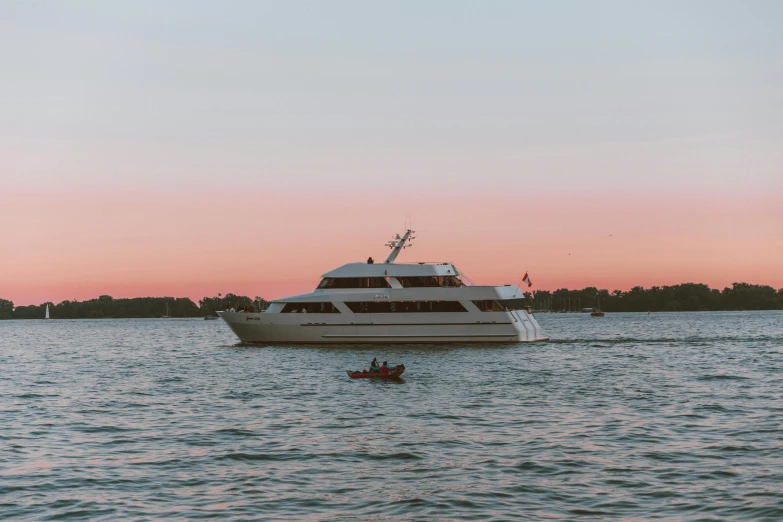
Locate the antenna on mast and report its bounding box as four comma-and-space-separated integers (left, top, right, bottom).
384, 229, 416, 264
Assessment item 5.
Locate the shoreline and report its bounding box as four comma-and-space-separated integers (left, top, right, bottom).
3, 309, 782, 321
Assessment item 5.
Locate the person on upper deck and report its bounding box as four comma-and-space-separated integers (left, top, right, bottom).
367, 257, 374, 264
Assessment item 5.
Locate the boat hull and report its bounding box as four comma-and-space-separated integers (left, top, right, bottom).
348, 365, 405, 379
218, 310, 548, 344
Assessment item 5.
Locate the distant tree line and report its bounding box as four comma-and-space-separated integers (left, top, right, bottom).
528, 283, 783, 312
0, 298, 13, 320
0, 293, 269, 319
2, 283, 781, 319
199, 293, 268, 316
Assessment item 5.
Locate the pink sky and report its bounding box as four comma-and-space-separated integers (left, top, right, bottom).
2, 184, 781, 306
2, 2, 782, 306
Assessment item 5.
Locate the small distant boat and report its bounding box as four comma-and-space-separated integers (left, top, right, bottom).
347, 365, 405, 379
162, 301, 171, 319
590, 295, 605, 317
45, 304, 50, 320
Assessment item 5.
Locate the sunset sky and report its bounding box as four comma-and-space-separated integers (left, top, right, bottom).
2, 1, 782, 305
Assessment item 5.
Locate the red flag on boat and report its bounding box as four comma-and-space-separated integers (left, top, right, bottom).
522, 272, 532, 287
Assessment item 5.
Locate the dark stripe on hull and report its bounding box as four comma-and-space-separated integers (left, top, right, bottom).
321, 333, 516, 339
301, 322, 513, 327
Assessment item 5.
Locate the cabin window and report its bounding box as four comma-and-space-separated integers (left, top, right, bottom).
345, 301, 467, 313
281, 302, 341, 313
497, 298, 527, 310
472, 300, 506, 312
317, 277, 390, 289
397, 276, 462, 288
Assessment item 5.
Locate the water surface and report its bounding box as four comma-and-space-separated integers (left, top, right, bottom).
1, 312, 782, 520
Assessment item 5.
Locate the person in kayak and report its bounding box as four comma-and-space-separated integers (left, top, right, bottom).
370, 358, 380, 372
380, 361, 389, 373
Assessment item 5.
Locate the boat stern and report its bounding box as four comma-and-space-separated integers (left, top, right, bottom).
511, 309, 548, 342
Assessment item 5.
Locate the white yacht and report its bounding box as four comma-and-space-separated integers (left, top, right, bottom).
218, 230, 547, 344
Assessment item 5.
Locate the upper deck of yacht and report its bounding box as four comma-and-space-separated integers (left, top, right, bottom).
323, 262, 458, 278
322, 229, 462, 278
259, 229, 532, 307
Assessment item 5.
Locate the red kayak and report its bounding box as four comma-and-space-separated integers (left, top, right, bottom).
347, 364, 405, 379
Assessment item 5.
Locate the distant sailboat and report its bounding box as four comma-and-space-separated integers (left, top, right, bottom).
45, 303, 50, 320
162, 301, 171, 319
591, 294, 605, 317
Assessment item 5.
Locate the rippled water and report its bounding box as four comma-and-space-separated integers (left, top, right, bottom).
2, 312, 782, 520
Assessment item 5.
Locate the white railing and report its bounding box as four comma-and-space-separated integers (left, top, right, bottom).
455, 268, 476, 286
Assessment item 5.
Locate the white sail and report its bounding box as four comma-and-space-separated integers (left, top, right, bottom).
45, 303, 50, 320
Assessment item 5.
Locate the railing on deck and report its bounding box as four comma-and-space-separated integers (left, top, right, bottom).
455, 267, 476, 286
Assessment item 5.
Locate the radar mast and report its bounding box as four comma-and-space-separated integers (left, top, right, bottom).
384, 229, 415, 264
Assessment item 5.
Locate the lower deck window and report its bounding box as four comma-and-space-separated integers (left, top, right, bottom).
281, 302, 340, 313
345, 301, 467, 313
473, 300, 506, 312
